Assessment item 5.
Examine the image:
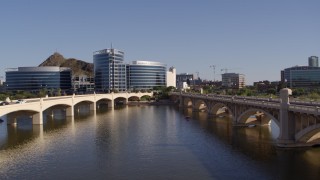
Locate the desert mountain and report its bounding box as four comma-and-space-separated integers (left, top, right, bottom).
39, 52, 94, 77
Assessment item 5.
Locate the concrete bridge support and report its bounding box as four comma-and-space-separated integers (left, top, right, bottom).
277, 88, 295, 147
66, 106, 74, 117
32, 125, 44, 139
90, 103, 96, 111
110, 99, 114, 108
32, 112, 43, 125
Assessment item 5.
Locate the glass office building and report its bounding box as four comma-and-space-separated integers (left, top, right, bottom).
282, 66, 320, 88
5, 66, 72, 91
127, 61, 166, 90
221, 73, 245, 89
93, 49, 126, 92
308, 56, 319, 67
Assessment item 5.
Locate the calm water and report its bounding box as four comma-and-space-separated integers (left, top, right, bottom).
0, 105, 320, 180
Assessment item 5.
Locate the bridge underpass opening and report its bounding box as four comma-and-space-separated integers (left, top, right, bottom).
74, 101, 95, 116
140, 95, 151, 102
6, 110, 40, 125
296, 127, 320, 146
114, 97, 127, 107
237, 109, 280, 139
237, 109, 275, 125
194, 100, 207, 112
43, 104, 73, 122
183, 98, 192, 108
210, 103, 230, 117
128, 96, 139, 102
96, 99, 113, 111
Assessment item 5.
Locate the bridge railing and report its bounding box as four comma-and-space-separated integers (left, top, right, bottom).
172, 92, 320, 114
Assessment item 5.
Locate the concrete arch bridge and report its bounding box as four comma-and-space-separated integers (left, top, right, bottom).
170, 89, 320, 148
0, 92, 152, 126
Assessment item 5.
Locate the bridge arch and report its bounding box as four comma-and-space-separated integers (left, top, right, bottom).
42, 102, 72, 112
128, 96, 140, 101
6, 110, 41, 124
183, 97, 192, 107
194, 99, 207, 111
96, 98, 113, 109
74, 100, 95, 106
114, 97, 127, 105
237, 108, 279, 126
295, 124, 320, 144
141, 95, 151, 101
0, 107, 40, 118
210, 102, 233, 117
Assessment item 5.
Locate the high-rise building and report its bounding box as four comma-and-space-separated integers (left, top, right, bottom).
308, 56, 319, 67
221, 73, 245, 89
126, 60, 166, 90
5, 66, 72, 92
166, 67, 176, 88
93, 49, 126, 92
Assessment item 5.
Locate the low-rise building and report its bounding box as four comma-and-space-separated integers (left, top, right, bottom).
221, 73, 245, 89
126, 60, 167, 91
5, 66, 72, 93
281, 56, 320, 88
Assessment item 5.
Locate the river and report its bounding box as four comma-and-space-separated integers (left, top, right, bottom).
0, 105, 319, 179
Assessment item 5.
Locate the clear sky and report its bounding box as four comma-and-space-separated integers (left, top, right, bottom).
0, 0, 319, 84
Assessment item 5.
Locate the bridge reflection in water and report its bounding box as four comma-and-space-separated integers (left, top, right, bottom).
171, 88, 320, 147
1, 105, 320, 179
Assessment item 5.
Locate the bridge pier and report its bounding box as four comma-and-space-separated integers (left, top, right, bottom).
66, 106, 74, 117
277, 88, 296, 147
32, 112, 43, 125
90, 103, 96, 111
33, 125, 44, 138
110, 99, 114, 108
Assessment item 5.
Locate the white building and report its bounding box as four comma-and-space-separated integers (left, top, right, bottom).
166, 67, 176, 88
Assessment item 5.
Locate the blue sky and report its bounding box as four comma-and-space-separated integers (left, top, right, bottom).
0, 0, 319, 84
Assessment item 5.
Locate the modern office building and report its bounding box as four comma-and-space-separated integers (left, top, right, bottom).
281, 58, 320, 88
127, 60, 166, 90
221, 73, 245, 89
5, 66, 72, 92
93, 49, 127, 92
166, 66, 176, 88
308, 56, 319, 67
72, 75, 95, 93
176, 73, 194, 86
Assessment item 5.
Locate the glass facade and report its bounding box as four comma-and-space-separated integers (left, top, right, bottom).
221, 73, 245, 89
308, 56, 319, 67
5, 67, 72, 91
283, 66, 320, 88
127, 61, 166, 90
93, 49, 126, 92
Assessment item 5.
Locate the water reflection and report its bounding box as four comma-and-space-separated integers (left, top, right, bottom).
0, 106, 320, 179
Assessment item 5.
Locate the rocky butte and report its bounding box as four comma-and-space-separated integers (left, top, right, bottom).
38, 52, 93, 77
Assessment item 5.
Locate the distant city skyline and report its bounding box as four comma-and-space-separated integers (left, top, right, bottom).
0, 0, 319, 85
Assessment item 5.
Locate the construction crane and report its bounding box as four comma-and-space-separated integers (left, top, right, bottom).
210, 65, 216, 81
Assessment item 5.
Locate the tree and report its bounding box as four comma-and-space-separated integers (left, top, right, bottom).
57, 88, 61, 96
